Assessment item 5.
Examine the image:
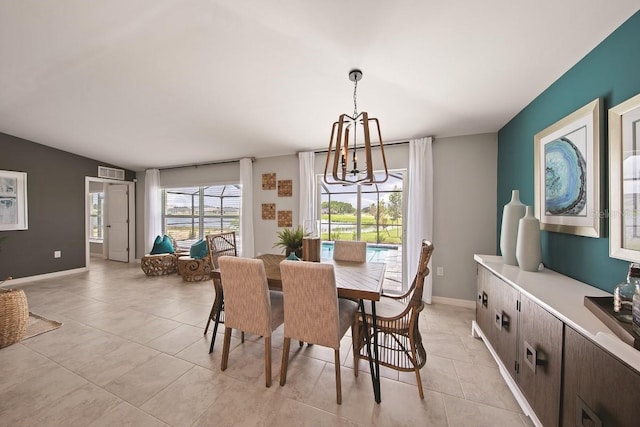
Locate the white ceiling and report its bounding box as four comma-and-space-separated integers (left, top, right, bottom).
1, 1, 638, 171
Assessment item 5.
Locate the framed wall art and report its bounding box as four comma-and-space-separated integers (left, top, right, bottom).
609, 93, 640, 261
0, 170, 28, 231
534, 98, 602, 238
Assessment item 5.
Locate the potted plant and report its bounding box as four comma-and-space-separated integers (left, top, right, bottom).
273, 226, 308, 258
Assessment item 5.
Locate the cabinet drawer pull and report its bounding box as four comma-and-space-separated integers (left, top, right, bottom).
493, 310, 510, 330
576, 395, 602, 427
523, 340, 545, 373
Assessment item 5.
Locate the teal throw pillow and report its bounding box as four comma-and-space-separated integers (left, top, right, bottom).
150, 235, 175, 255
190, 238, 208, 259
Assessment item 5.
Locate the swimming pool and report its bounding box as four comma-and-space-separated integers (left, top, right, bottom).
320, 241, 399, 263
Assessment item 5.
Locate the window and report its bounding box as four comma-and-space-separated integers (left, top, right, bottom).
320, 171, 405, 293
89, 192, 104, 242
162, 185, 241, 248
320, 171, 404, 244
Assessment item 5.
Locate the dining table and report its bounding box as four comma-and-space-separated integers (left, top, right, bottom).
211, 253, 386, 403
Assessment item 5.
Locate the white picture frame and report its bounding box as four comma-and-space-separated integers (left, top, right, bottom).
0, 170, 28, 231
609, 93, 640, 261
534, 98, 602, 238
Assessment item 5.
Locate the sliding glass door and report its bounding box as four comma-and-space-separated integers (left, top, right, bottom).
320, 170, 405, 292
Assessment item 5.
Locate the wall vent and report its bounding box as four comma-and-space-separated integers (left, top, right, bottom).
98, 166, 125, 180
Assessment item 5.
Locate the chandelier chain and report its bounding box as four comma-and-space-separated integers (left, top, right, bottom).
353, 78, 358, 117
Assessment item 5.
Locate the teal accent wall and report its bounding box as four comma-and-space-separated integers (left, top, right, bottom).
497, 10, 640, 293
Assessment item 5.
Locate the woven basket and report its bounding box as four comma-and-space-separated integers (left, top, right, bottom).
0, 288, 29, 349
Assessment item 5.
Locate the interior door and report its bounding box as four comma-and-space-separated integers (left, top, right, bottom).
107, 183, 129, 262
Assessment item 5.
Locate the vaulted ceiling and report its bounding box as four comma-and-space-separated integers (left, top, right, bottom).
1, 1, 638, 171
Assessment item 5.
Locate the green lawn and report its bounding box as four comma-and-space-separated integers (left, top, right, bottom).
320, 213, 402, 244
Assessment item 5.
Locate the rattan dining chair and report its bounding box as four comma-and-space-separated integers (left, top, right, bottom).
353, 240, 434, 399
333, 240, 367, 262
218, 256, 284, 387
204, 231, 237, 353
279, 260, 359, 404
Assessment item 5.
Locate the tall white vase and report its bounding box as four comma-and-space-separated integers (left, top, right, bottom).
516, 206, 542, 272
500, 190, 526, 266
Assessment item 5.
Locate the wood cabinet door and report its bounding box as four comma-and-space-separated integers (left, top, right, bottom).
476, 266, 494, 343
563, 326, 640, 426
519, 295, 563, 427
491, 274, 519, 380
476, 266, 518, 379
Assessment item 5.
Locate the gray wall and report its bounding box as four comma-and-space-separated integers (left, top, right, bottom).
432, 133, 497, 301
135, 132, 497, 302
0, 132, 134, 279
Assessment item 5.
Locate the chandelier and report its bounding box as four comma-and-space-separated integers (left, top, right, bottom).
323, 69, 388, 185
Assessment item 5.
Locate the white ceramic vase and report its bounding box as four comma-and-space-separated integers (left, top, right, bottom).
516, 206, 542, 272
500, 190, 526, 266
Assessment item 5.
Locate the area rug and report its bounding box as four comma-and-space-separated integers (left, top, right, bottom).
21, 312, 62, 340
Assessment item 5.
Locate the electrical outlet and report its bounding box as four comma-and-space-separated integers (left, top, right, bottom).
54, 250, 61, 258
436, 266, 444, 276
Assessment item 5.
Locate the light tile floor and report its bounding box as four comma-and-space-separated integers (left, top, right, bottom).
0, 258, 533, 426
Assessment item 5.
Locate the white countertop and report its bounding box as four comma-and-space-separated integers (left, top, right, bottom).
474, 254, 640, 372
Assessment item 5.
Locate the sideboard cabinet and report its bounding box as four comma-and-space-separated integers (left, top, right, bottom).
474, 255, 640, 427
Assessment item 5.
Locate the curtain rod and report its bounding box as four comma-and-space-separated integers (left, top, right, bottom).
159, 157, 255, 171
312, 139, 410, 154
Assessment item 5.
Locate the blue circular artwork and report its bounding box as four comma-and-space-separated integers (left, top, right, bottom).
544, 137, 586, 215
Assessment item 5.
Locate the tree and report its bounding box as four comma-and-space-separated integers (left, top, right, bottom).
370, 201, 389, 240
388, 187, 402, 226
321, 200, 355, 214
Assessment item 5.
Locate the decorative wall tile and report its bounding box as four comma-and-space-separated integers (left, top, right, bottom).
278, 179, 292, 197
262, 173, 276, 190
262, 203, 276, 220
278, 210, 292, 227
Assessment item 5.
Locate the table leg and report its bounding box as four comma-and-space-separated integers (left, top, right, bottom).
359, 299, 381, 403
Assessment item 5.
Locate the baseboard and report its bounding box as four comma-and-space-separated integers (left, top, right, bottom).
471, 321, 541, 427
1, 267, 88, 287
431, 295, 476, 309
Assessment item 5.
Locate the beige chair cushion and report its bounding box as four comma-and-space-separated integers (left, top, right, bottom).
218, 256, 284, 337
280, 260, 358, 349
333, 240, 367, 263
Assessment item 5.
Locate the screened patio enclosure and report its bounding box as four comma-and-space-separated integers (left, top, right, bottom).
162, 184, 240, 249
320, 171, 405, 292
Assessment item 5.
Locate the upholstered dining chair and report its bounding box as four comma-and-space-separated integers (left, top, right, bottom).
279, 260, 359, 404
353, 240, 434, 399
204, 231, 237, 353
218, 256, 284, 387
333, 240, 367, 262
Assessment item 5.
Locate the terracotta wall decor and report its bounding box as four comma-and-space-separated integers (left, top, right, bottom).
278, 179, 292, 197
262, 173, 276, 190
262, 203, 276, 220
278, 210, 292, 227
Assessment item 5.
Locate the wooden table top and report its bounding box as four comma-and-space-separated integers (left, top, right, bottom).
213, 254, 385, 302
258, 254, 385, 301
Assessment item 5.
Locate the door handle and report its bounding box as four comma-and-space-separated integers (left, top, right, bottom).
494, 310, 510, 330
482, 291, 488, 308
576, 395, 602, 427
523, 340, 545, 373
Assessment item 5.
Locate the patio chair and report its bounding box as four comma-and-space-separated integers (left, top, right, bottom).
204, 231, 237, 353
279, 260, 359, 404
353, 240, 434, 399
218, 256, 284, 387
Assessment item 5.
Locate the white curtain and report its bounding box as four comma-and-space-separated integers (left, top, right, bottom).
298, 151, 317, 229
240, 158, 255, 257
407, 137, 434, 303
144, 169, 162, 254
